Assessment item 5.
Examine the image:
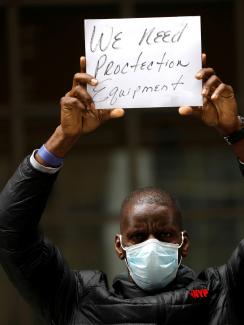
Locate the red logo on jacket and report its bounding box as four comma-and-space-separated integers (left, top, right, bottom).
189, 289, 209, 298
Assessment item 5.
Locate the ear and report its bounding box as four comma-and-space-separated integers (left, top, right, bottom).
181, 230, 190, 258
114, 234, 125, 260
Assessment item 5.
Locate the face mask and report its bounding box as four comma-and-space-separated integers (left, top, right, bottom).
120, 232, 184, 292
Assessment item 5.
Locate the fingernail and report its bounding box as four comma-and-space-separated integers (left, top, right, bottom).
90, 103, 96, 110
91, 78, 98, 86
202, 88, 207, 95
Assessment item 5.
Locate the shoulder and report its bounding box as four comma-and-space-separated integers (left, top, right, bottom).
225, 239, 244, 279
199, 265, 223, 280
75, 270, 109, 291
197, 239, 244, 289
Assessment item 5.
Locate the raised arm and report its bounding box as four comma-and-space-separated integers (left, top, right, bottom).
0, 156, 76, 323
179, 56, 244, 321
0, 56, 124, 324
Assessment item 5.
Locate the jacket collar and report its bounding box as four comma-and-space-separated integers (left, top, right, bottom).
112, 264, 196, 299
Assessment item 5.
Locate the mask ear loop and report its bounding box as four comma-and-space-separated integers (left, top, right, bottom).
177, 231, 185, 266
178, 231, 184, 248
119, 235, 134, 277
119, 234, 126, 250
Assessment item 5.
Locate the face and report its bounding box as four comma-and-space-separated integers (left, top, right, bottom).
115, 202, 189, 260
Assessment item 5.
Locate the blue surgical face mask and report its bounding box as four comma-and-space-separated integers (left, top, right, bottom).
120, 232, 184, 291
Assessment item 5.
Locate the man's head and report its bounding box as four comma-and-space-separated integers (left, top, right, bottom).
115, 186, 189, 265
115, 187, 189, 259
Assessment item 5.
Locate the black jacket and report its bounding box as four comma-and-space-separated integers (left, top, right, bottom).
0, 156, 244, 325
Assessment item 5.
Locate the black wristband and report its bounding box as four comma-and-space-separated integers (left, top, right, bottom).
224, 128, 244, 145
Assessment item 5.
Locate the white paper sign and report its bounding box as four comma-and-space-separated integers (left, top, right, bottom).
85, 16, 202, 109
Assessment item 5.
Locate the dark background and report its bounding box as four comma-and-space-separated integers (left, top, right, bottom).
0, 0, 244, 323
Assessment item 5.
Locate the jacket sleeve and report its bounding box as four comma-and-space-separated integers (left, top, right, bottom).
0, 156, 77, 324
223, 161, 244, 316
225, 239, 244, 321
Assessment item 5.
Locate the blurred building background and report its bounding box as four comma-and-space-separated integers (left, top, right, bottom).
0, 0, 244, 323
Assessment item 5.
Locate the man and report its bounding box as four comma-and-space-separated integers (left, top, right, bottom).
0, 55, 244, 324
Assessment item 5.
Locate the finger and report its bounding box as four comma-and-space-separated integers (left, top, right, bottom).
61, 96, 86, 111
80, 56, 86, 73
195, 67, 215, 81
211, 83, 234, 101
178, 106, 202, 119
99, 108, 125, 122
202, 74, 222, 98
201, 99, 219, 126
178, 106, 193, 115
109, 108, 125, 119
202, 53, 207, 67
70, 85, 93, 108
72, 72, 98, 88
61, 96, 98, 125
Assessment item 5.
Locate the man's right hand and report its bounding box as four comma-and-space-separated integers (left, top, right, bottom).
37, 57, 124, 162
61, 56, 124, 137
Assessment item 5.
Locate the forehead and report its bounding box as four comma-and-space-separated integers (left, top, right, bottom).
121, 202, 179, 232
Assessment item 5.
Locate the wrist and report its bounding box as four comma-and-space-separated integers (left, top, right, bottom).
44, 126, 80, 158
36, 145, 64, 167
222, 116, 244, 145
31, 149, 62, 173
216, 116, 243, 136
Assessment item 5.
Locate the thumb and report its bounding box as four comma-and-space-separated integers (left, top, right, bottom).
178, 106, 194, 115
178, 106, 203, 120
98, 108, 125, 124
109, 108, 125, 119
